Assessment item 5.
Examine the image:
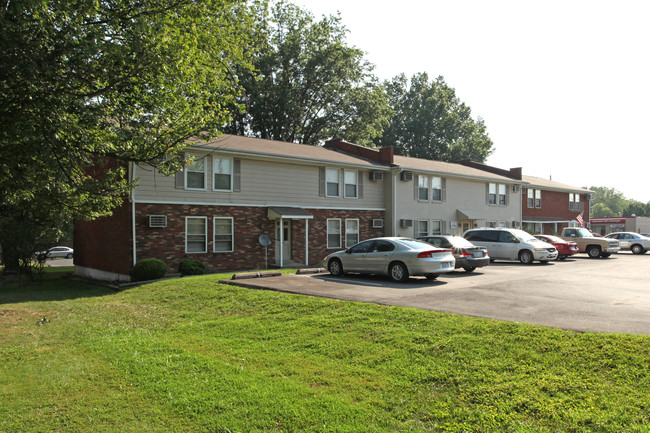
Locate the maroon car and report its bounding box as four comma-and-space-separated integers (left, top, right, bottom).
534, 235, 579, 260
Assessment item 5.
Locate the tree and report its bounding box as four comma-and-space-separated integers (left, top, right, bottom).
622, 201, 650, 217
376, 73, 493, 162
0, 0, 257, 272
587, 187, 628, 218
224, 1, 391, 145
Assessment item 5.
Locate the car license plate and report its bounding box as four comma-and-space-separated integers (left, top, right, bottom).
472, 251, 484, 258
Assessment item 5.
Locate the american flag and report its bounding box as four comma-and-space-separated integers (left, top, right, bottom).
576, 212, 585, 228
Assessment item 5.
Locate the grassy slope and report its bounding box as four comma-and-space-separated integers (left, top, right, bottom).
0, 268, 648, 432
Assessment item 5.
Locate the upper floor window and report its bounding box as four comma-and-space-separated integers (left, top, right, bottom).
431, 177, 443, 201
569, 193, 581, 211
499, 184, 507, 205
186, 157, 206, 190
527, 188, 534, 208
326, 168, 340, 197
535, 189, 541, 208
418, 176, 429, 201
213, 157, 232, 191
488, 183, 497, 205
344, 170, 358, 198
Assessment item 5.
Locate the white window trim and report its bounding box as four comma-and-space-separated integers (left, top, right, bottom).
213, 217, 234, 253
327, 218, 342, 249
213, 157, 233, 192
185, 216, 207, 253
418, 175, 429, 201
488, 183, 497, 205
185, 156, 207, 191
345, 219, 360, 247
431, 219, 443, 235
325, 168, 341, 198
417, 220, 429, 237
535, 189, 542, 208
431, 176, 443, 202
343, 170, 359, 199
498, 184, 507, 206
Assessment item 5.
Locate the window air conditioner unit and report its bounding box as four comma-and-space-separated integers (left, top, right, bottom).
372, 218, 384, 228
400, 171, 413, 181
369, 171, 383, 181
148, 215, 167, 228
512, 185, 520, 192
400, 219, 413, 228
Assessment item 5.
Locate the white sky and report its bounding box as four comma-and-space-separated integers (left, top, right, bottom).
295, 0, 650, 202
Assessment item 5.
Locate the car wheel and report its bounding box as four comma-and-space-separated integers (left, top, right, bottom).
463, 266, 476, 273
518, 250, 534, 264
328, 258, 344, 276
66, 253, 73, 259
388, 262, 409, 282
558, 255, 566, 261
631, 244, 645, 255
587, 245, 601, 258
425, 273, 438, 280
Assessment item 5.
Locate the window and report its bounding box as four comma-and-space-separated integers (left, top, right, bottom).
326, 168, 340, 197
499, 184, 507, 205
527, 189, 534, 208
488, 183, 497, 205
344, 170, 358, 198
345, 219, 359, 247
327, 219, 341, 248
417, 220, 429, 237
534, 189, 541, 208
431, 220, 442, 235
213, 218, 233, 252
186, 157, 206, 190
213, 157, 232, 191
185, 217, 207, 253
418, 175, 429, 201
431, 177, 443, 201
569, 193, 581, 211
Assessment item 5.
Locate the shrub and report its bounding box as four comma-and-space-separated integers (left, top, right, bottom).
178, 259, 206, 276
130, 258, 167, 282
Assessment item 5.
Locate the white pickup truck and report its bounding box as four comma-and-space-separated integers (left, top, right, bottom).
560, 227, 620, 258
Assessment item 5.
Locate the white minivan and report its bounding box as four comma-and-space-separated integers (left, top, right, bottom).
463, 228, 558, 264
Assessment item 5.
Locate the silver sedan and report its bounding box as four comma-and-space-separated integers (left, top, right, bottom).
322, 237, 455, 282
604, 232, 650, 254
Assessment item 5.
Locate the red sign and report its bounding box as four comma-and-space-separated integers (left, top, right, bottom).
590, 218, 626, 224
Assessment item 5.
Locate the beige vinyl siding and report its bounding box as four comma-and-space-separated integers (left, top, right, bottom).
392, 175, 522, 236
133, 154, 385, 209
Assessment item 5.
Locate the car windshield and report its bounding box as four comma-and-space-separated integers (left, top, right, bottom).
576, 228, 594, 237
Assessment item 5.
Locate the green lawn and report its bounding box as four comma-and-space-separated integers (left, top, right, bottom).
1, 268, 648, 432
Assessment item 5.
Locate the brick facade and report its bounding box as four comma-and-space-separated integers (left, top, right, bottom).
134, 203, 385, 273
522, 189, 590, 234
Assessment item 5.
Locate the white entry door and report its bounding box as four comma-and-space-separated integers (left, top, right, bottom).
275, 220, 291, 264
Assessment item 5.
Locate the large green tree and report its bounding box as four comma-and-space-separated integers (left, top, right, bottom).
587, 187, 628, 218
0, 0, 257, 271
224, 1, 391, 145
377, 73, 493, 162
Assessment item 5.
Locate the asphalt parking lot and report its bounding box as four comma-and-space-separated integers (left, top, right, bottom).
225, 252, 650, 335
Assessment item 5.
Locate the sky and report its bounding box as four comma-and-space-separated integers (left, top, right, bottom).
295, 0, 650, 203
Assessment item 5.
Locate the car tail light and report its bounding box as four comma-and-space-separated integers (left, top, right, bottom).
417, 249, 452, 258
460, 251, 472, 257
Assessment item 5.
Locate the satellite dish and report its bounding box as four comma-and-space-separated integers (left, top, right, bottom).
258, 234, 272, 247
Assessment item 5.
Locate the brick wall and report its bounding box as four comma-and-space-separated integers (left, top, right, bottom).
134, 203, 385, 273
522, 190, 589, 220
74, 200, 133, 275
